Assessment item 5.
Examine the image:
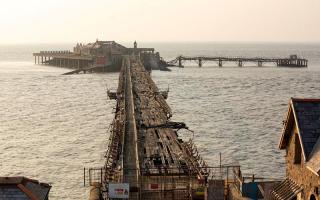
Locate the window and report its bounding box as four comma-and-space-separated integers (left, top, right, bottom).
294, 134, 302, 164
310, 194, 316, 200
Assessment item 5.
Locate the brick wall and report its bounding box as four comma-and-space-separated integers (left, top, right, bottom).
286, 125, 320, 200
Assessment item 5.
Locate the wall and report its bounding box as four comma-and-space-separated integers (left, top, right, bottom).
140, 52, 160, 70
286, 125, 320, 200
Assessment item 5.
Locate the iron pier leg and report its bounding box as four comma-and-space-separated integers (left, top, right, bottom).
84, 167, 86, 187
178, 57, 182, 67
198, 59, 202, 67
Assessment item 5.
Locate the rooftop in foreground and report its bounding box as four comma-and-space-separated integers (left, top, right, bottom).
0, 176, 51, 200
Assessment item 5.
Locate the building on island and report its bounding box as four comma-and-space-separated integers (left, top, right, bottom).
33, 40, 167, 73
73, 40, 127, 68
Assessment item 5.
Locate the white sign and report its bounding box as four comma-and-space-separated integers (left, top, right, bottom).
108, 183, 130, 199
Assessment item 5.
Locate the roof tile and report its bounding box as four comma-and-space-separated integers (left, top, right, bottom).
293, 100, 320, 159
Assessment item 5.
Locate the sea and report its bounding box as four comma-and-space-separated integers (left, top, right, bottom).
1, 42, 320, 199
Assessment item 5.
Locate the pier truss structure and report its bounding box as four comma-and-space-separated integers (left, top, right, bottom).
167, 55, 308, 68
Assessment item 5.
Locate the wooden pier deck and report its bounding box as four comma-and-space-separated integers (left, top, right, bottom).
103, 55, 208, 199
168, 55, 308, 68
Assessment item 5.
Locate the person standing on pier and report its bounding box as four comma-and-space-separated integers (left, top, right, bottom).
134, 41, 137, 55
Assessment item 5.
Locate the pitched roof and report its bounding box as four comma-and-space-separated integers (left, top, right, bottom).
279, 98, 320, 162
0, 177, 51, 200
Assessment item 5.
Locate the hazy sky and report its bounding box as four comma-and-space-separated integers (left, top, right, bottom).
0, 0, 319, 44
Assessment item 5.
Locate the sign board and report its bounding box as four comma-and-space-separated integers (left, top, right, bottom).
108, 183, 130, 199
150, 183, 159, 190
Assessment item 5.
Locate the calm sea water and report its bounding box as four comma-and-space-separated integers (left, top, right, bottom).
1, 43, 320, 199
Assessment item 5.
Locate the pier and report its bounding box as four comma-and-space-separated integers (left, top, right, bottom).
102, 55, 210, 199
84, 54, 283, 200
168, 55, 308, 68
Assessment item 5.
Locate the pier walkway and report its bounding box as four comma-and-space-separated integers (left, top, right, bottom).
122, 56, 140, 198
102, 55, 210, 199
168, 55, 308, 67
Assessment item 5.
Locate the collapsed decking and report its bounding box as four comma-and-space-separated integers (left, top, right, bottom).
103, 55, 209, 200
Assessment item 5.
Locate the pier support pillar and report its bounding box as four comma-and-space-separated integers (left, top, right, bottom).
34, 56, 37, 64
258, 61, 262, 67
219, 60, 222, 67
238, 60, 243, 67
198, 59, 202, 67
41, 56, 43, 65
178, 57, 182, 68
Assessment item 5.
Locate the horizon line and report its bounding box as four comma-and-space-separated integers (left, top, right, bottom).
1, 40, 320, 45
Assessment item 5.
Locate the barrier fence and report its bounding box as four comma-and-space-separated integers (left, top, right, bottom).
84, 165, 240, 200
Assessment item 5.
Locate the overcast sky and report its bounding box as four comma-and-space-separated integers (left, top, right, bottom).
0, 0, 319, 44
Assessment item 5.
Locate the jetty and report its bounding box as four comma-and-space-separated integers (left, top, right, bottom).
83, 53, 282, 200
103, 55, 210, 199
168, 55, 308, 68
